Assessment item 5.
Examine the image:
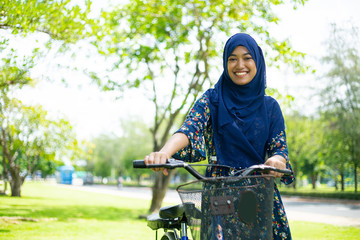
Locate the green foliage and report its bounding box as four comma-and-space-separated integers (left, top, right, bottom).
0, 0, 99, 93
87, 119, 152, 179
285, 112, 329, 189
89, 0, 311, 157
279, 186, 360, 200
88, 0, 312, 212
88, 134, 120, 178
283, 22, 360, 192
0, 43, 40, 93
36, 160, 58, 179
266, 87, 294, 110
319, 114, 350, 177
0, 97, 82, 196
93, 0, 309, 91
0, 0, 101, 196
0, 0, 96, 43
317, 22, 360, 192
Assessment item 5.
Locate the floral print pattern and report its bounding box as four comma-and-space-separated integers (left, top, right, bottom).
174, 92, 295, 240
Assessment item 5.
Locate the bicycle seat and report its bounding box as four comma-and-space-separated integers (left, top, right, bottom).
159, 204, 184, 219
147, 212, 182, 230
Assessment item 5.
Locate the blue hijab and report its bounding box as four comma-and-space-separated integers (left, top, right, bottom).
209, 33, 269, 168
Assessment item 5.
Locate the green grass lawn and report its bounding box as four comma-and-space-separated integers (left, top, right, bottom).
0, 182, 359, 239
0, 182, 153, 240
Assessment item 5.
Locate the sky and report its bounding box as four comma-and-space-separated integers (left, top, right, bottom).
16, 0, 360, 140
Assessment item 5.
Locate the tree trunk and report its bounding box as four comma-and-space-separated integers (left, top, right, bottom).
1, 180, 8, 194
354, 164, 358, 193
137, 175, 141, 185
1, 166, 9, 193
149, 170, 175, 213
340, 172, 345, 191
10, 173, 22, 197
334, 175, 338, 191
1, 127, 22, 196
311, 174, 316, 189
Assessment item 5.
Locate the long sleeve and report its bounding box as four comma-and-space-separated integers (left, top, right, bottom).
266, 97, 295, 185
172, 92, 211, 162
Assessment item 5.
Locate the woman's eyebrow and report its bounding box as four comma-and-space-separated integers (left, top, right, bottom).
229, 52, 251, 57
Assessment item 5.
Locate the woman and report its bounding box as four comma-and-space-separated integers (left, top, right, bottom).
145, 33, 295, 240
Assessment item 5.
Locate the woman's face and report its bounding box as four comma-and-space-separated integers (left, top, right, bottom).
227, 46, 257, 85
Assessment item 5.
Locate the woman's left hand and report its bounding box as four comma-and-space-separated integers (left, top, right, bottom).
264, 155, 287, 178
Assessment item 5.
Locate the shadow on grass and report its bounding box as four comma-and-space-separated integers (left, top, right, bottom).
1, 204, 146, 222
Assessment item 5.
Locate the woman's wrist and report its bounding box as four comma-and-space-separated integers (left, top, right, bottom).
265, 155, 286, 169
271, 155, 287, 165
158, 150, 170, 159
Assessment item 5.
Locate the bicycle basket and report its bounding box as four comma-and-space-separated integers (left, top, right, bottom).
176, 175, 274, 240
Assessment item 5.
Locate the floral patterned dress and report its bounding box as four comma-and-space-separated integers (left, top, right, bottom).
173, 91, 295, 240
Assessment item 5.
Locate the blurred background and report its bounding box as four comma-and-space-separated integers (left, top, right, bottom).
1, 0, 359, 205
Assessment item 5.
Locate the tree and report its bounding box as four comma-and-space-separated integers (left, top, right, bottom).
286, 112, 308, 188
299, 119, 326, 189
0, 0, 100, 195
1, 0, 96, 44
87, 119, 152, 180
286, 113, 325, 189
320, 113, 350, 191
318, 22, 360, 193
0, 0, 98, 85
0, 97, 80, 196
92, 0, 309, 213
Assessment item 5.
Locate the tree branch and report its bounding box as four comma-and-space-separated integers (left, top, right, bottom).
0, 23, 65, 40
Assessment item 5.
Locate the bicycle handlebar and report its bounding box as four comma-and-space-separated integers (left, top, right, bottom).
133, 159, 205, 180
133, 159, 292, 180
241, 164, 292, 177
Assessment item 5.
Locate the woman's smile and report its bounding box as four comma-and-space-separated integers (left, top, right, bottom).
227, 45, 257, 85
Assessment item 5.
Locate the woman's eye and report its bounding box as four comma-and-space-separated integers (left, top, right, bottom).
228, 58, 237, 62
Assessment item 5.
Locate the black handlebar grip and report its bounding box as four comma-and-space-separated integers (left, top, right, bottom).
133, 160, 146, 168
282, 169, 293, 176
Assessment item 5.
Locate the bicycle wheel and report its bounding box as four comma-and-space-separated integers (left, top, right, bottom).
160, 231, 176, 240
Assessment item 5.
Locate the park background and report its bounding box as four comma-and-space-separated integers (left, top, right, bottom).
1, 0, 360, 239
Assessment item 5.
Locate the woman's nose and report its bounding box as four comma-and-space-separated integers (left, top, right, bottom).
236, 59, 244, 68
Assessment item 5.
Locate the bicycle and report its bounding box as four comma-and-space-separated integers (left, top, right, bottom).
133, 159, 292, 240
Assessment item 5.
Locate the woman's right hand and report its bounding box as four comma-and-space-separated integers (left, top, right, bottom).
144, 133, 190, 176
144, 151, 170, 176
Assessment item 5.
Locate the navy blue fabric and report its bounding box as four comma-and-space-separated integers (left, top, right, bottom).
208, 33, 269, 168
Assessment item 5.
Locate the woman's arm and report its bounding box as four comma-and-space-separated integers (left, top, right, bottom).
145, 91, 211, 174
265, 97, 291, 178
144, 132, 190, 175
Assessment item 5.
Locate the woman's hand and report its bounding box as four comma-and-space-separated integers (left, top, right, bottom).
144, 151, 170, 176
144, 133, 190, 176
264, 155, 287, 178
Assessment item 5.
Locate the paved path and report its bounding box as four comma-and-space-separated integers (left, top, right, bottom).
61, 184, 360, 227
282, 196, 360, 227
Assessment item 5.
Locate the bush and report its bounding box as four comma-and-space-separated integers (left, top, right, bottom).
279, 189, 360, 200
